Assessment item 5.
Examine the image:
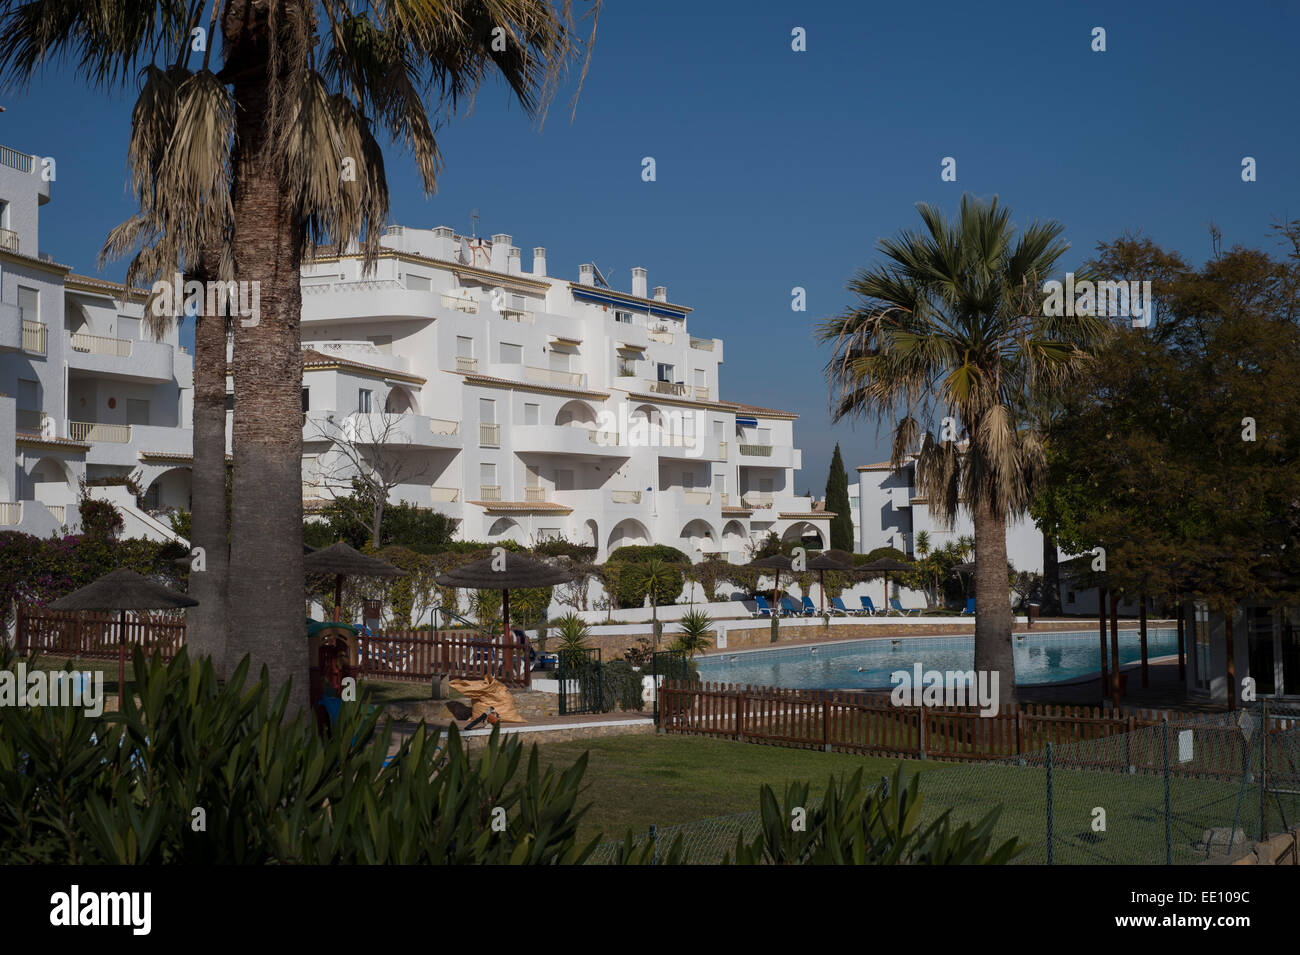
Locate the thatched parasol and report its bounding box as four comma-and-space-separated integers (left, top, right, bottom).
808, 550, 855, 616
435, 552, 572, 643
50, 568, 198, 698
858, 556, 915, 608
304, 541, 405, 621
748, 554, 796, 616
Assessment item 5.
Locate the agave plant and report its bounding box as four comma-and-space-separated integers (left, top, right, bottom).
672, 609, 714, 658
553, 611, 592, 655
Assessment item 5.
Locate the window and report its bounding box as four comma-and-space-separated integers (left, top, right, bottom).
499, 342, 522, 364
616, 355, 637, 377
656, 362, 674, 382
301, 388, 310, 412
524, 403, 540, 426
127, 399, 150, 426
456, 336, 474, 358
17, 286, 37, 323
480, 463, 497, 485
614, 310, 633, 324
358, 389, 372, 413
479, 398, 496, 424
117, 316, 140, 340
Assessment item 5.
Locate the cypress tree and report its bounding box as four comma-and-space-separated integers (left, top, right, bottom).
824, 443, 855, 551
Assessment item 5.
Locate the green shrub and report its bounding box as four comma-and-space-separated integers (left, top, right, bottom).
603, 560, 685, 610
600, 659, 645, 712
727, 767, 1020, 865
553, 612, 592, 654
606, 544, 690, 566
0, 645, 642, 864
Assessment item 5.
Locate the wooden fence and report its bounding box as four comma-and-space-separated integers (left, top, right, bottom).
659, 680, 1299, 779
15, 607, 531, 687
16, 604, 186, 662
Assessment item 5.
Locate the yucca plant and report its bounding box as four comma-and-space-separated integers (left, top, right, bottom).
672, 608, 713, 658
553, 611, 592, 655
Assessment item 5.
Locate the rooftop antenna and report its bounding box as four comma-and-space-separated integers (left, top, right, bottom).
469, 208, 480, 238
589, 261, 611, 289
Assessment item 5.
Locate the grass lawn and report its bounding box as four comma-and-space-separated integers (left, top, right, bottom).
536, 734, 1275, 864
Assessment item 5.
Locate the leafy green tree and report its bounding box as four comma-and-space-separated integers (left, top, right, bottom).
824, 444, 855, 551
820, 196, 1108, 702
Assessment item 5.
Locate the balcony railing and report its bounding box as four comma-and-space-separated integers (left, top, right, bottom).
456, 356, 478, 373
0, 145, 33, 173
70, 332, 132, 358
648, 380, 687, 397
441, 292, 479, 314
647, 326, 674, 344
693, 385, 710, 400
0, 502, 19, 525
46, 504, 65, 524
428, 418, 460, 436
587, 429, 620, 445
499, 307, 534, 324
689, 337, 714, 351
610, 490, 642, 505
479, 485, 502, 501
15, 409, 50, 434
524, 366, 584, 389
524, 486, 548, 503
430, 486, 460, 503
69, 421, 131, 443
739, 443, 773, 457
21, 320, 46, 355
742, 492, 774, 508
0, 228, 19, 253
479, 422, 500, 446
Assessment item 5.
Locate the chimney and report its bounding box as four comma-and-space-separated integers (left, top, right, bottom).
507, 246, 521, 275
653, 286, 667, 302
490, 234, 511, 272
533, 247, 547, 277
578, 264, 595, 286
631, 267, 647, 299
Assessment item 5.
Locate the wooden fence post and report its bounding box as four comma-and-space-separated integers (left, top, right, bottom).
822, 695, 831, 752
736, 689, 746, 742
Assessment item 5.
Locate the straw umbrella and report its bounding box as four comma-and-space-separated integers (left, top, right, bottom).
858, 557, 915, 609
435, 552, 573, 645
50, 568, 198, 700
808, 550, 855, 616
303, 542, 405, 621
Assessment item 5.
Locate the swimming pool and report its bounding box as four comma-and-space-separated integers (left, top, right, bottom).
695, 628, 1178, 690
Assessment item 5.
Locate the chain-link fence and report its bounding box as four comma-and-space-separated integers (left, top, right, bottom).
587, 700, 1300, 865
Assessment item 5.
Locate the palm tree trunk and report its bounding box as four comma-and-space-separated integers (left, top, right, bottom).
184, 296, 230, 676
972, 497, 1017, 705
221, 16, 309, 708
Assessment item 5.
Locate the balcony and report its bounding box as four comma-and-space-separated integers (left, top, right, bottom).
70, 332, 132, 358
647, 326, 675, 344
739, 443, 772, 457
46, 504, 65, 525
70, 421, 131, 443
301, 278, 437, 323
609, 489, 642, 505
646, 380, 688, 397
479, 485, 502, 501
741, 492, 774, 508
15, 409, 51, 435
441, 291, 479, 314
0, 502, 19, 525
511, 424, 631, 458
22, 320, 46, 355
0, 228, 18, 254
693, 385, 710, 401
313, 412, 462, 450
479, 422, 501, 447
523, 486, 548, 503
682, 489, 712, 506
689, 337, 715, 351
523, 366, 586, 390
456, 356, 479, 373
429, 487, 460, 503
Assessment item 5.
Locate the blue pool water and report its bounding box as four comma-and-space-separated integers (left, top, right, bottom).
696, 629, 1178, 690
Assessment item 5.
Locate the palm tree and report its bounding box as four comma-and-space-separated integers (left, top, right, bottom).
0, 1, 599, 705
914, 529, 934, 608
634, 558, 678, 647
818, 196, 1108, 703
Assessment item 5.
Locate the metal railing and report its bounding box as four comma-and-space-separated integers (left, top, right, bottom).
68, 421, 131, 443
0, 145, 33, 173
21, 320, 46, 355
70, 332, 132, 357
739, 443, 773, 456
478, 485, 501, 501
649, 380, 688, 397
479, 422, 500, 446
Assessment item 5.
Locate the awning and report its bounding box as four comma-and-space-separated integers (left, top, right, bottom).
736, 416, 759, 427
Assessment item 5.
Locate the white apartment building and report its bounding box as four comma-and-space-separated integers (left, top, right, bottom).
854, 454, 1045, 572
294, 225, 826, 561
0, 142, 192, 542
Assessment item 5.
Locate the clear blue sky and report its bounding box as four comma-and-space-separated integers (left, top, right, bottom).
3, 0, 1297, 491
